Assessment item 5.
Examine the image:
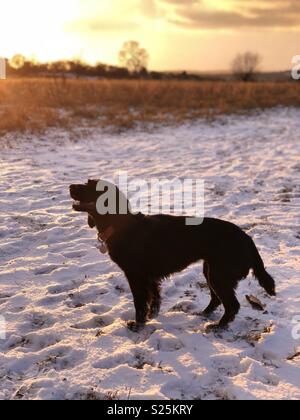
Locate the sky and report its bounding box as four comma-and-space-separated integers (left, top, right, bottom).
0, 0, 299, 72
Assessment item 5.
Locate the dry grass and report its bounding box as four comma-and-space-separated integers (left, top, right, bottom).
1, 78, 300, 135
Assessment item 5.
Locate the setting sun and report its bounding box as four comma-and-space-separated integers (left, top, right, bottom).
0, 0, 80, 61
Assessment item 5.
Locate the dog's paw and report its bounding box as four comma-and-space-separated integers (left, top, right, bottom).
127, 321, 145, 333
194, 310, 212, 318
205, 322, 228, 333
148, 306, 160, 320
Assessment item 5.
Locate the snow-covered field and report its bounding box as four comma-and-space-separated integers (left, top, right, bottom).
0, 108, 299, 400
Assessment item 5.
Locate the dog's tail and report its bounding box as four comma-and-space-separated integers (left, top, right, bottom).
249, 237, 276, 296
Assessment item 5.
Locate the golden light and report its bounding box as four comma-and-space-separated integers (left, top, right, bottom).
0, 0, 81, 61
0, 0, 298, 71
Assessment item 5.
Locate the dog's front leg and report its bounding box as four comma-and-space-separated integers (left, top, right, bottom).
127, 276, 149, 332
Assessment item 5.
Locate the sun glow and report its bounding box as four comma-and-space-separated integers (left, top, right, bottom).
0, 0, 298, 71
0, 0, 81, 61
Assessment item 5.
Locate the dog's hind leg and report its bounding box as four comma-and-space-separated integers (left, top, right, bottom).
203, 288, 221, 315
208, 267, 240, 328
148, 280, 162, 320
202, 262, 221, 315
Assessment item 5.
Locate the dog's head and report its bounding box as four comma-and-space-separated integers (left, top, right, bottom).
69, 179, 131, 230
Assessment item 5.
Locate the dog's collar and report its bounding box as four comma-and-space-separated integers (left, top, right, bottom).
97, 226, 114, 254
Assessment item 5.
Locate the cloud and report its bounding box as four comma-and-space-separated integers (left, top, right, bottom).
66, 1, 143, 33
167, 0, 300, 30
66, 0, 300, 34
140, 0, 158, 17
245, 1, 300, 16
66, 18, 139, 33
160, 0, 199, 4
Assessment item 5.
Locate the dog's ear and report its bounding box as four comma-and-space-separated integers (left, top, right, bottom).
88, 215, 96, 228
87, 179, 99, 185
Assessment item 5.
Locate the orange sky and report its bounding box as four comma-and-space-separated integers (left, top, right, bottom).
1, 0, 299, 71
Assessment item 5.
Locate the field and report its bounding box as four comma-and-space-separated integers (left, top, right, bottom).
1, 78, 300, 135
0, 102, 299, 399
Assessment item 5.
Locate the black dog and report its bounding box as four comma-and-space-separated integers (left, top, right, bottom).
70, 179, 276, 331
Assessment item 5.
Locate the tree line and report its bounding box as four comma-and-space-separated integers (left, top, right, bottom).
5, 41, 262, 82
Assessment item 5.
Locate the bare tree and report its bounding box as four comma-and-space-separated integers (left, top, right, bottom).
119, 41, 149, 74
232, 52, 261, 82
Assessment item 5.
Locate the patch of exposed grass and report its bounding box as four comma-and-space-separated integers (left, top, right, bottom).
1, 78, 300, 136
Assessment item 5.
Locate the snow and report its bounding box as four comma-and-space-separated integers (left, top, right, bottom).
0, 107, 299, 400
